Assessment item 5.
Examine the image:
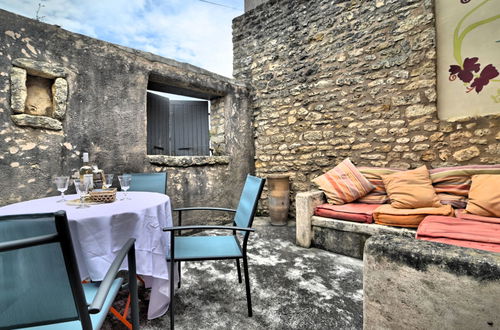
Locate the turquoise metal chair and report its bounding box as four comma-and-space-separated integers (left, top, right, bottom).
126, 172, 167, 194
0, 211, 139, 330
163, 174, 265, 329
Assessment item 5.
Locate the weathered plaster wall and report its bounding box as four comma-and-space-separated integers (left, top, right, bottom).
0, 9, 253, 222
233, 0, 500, 216
244, 0, 270, 12
364, 235, 500, 329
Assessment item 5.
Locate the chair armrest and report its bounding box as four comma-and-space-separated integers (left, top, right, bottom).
0, 234, 58, 252
173, 207, 236, 213
163, 225, 255, 233
88, 238, 136, 314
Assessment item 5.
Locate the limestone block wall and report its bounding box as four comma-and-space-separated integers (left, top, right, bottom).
0, 9, 253, 220
233, 0, 500, 215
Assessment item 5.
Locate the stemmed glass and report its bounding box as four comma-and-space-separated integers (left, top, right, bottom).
118, 175, 131, 200
103, 174, 114, 189
74, 179, 90, 208
54, 176, 69, 202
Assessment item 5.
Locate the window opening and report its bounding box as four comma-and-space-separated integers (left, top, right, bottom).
146, 90, 211, 156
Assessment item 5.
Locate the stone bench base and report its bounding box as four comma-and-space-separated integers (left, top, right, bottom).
312, 216, 415, 259
296, 190, 414, 259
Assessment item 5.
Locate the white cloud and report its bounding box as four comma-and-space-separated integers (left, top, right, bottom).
0, 0, 243, 77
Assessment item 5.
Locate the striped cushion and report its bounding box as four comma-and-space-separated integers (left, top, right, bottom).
356, 167, 403, 204
430, 165, 500, 208
312, 158, 375, 205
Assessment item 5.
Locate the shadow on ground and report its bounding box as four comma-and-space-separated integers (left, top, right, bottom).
103, 217, 363, 330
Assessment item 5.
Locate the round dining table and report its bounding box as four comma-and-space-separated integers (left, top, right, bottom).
0, 191, 173, 320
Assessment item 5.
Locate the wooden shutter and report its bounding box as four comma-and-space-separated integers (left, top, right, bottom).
170, 101, 210, 156
147, 92, 170, 155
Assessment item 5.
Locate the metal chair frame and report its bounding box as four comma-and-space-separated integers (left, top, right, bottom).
163, 175, 265, 330
0, 211, 139, 330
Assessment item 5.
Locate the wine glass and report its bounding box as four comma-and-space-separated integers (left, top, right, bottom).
118, 175, 131, 200
103, 174, 114, 189
74, 179, 90, 208
54, 176, 69, 202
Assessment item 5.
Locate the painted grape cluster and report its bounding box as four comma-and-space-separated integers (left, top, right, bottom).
448, 0, 500, 94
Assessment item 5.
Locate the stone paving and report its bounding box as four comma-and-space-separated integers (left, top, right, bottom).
103, 217, 363, 330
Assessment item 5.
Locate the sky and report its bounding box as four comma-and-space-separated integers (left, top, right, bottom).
0, 0, 243, 78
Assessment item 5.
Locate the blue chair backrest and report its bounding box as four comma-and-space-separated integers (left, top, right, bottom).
127, 172, 167, 194
233, 175, 266, 229
0, 213, 82, 328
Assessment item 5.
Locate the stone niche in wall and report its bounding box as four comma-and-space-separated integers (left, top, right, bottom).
10, 58, 69, 130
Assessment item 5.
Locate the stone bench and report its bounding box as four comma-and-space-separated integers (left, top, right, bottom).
364, 234, 500, 329
296, 190, 414, 259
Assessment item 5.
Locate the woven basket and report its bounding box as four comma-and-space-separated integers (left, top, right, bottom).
90, 188, 117, 203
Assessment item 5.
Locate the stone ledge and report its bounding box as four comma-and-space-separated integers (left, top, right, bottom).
147, 155, 230, 167
364, 234, 500, 329
11, 114, 62, 130
365, 234, 500, 281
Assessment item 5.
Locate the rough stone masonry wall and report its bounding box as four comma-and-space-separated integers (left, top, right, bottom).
0, 9, 254, 222
233, 0, 500, 216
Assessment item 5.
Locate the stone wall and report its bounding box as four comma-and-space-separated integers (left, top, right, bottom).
233, 0, 500, 216
0, 9, 254, 223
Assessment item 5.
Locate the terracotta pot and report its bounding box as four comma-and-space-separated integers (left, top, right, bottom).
267, 174, 290, 226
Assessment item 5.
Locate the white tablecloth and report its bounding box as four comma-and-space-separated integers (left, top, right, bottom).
0, 191, 173, 319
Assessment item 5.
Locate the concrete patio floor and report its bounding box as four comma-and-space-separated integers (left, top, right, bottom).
103, 217, 363, 330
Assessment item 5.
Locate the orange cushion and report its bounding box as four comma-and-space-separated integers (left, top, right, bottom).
382, 165, 441, 209
312, 158, 375, 205
373, 204, 453, 228
465, 174, 500, 218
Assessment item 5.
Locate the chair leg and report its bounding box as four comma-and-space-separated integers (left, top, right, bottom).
178, 261, 182, 289
242, 255, 253, 317
128, 245, 139, 330
170, 259, 175, 330
236, 259, 242, 283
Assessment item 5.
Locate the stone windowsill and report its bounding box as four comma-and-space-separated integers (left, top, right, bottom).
147, 155, 230, 167
11, 114, 63, 130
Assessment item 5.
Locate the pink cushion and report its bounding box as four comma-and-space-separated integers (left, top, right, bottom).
416, 215, 500, 253
455, 209, 500, 224
314, 203, 380, 223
